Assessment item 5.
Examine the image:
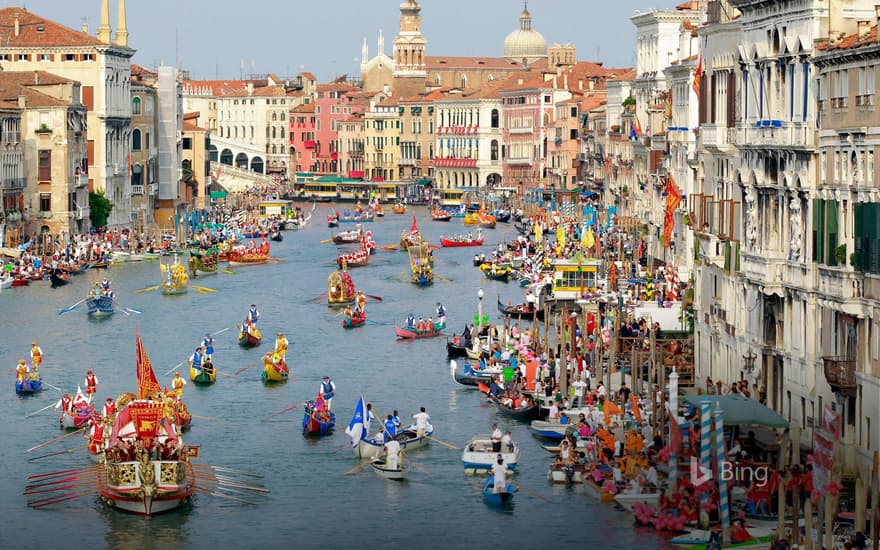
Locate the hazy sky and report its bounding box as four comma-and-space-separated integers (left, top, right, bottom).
16, 0, 658, 81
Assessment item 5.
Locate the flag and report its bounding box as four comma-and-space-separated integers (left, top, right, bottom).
630, 115, 642, 140
410, 214, 418, 233
667, 402, 682, 454
556, 225, 566, 250
663, 176, 682, 248
692, 55, 703, 97
582, 226, 595, 249
135, 327, 160, 399
344, 396, 367, 447
126, 152, 132, 177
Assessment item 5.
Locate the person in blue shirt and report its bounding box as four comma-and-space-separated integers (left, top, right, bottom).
202, 334, 214, 361
391, 410, 402, 431
383, 414, 397, 442
436, 302, 446, 324
247, 304, 260, 325
406, 313, 415, 328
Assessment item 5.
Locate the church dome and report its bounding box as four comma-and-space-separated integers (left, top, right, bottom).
503, 7, 547, 64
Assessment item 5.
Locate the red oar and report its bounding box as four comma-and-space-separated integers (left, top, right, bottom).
364, 294, 383, 301
235, 361, 261, 375
28, 444, 88, 462
266, 403, 302, 419
29, 491, 94, 509
28, 426, 88, 453
25, 480, 96, 495
28, 466, 93, 481
26, 472, 97, 490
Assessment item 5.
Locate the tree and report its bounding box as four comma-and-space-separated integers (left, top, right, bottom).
89, 191, 113, 229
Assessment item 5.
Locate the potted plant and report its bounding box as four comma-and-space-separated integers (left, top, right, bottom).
35, 123, 52, 135
835, 244, 846, 266
622, 96, 636, 113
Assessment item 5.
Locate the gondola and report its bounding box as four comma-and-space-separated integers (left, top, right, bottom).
189, 360, 217, 384
446, 334, 471, 357
431, 209, 453, 222
449, 360, 496, 387
496, 296, 542, 320
485, 391, 540, 421
342, 311, 366, 328
440, 236, 484, 247
262, 354, 289, 383
352, 424, 434, 459
269, 230, 283, 242
482, 477, 517, 506
495, 210, 511, 223
50, 269, 70, 287
187, 250, 219, 276
302, 402, 335, 436
480, 264, 512, 282
238, 324, 262, 348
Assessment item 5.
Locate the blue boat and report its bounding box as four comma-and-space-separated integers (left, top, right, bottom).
87, 296, 114, 317
16, 376, 43, 395
482, 477, 516, 506
302, 402, 335, 436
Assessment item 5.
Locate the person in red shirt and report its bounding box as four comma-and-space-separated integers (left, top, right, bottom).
84, 370, 98, 396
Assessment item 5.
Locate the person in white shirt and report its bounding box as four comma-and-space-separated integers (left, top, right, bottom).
413, 407, 431, 437
597, 382, 607, 398
572, 378, 586, 408
645, 464, 659, 488
548, 402, 560, 423
384, 439, 401, 470
364, 403, 376, 434
501, 430, 514, 452
491, 456, 508, 494
491, 423, 503, 452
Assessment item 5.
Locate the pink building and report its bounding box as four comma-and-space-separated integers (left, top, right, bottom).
290, 102, 317, 173
314, 80, 365, 174
499, 77, 555, 194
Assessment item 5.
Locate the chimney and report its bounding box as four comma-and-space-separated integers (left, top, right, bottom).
14, 15, 19, 37
34, 71, 39, 85
858, 20, 871, 40
246, 82, 254, 96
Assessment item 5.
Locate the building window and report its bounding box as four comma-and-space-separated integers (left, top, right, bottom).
132, 97, 142, 115
182, 137, 192, 150
132, 129, 142, 151
491, 140, 499, 161
491, 109, 499, 129
39, 53, 51, 61
39, 193, 51, 212
38, 149, 51, 181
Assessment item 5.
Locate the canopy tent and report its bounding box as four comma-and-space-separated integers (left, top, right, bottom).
683, 394, 790, 429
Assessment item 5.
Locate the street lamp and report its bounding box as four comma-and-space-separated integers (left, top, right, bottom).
477, 288, 484, 327
743, 351, 757, 377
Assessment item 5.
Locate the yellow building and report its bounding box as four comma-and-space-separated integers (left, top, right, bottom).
364, 99, 400, 181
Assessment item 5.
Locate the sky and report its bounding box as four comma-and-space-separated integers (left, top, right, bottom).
14, 0, 659, 82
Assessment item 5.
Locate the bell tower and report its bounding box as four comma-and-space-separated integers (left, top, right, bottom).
392, 0, 427, 98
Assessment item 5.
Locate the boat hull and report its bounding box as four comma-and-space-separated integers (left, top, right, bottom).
238, 328, 262, 348
189, 363, 217, 384
353, 427, 433, 459
394, 324, 444, 339
462, 436, 519, 474
440, 237, 484, 247
482, 478, 516, 505
342, 314, 366, 328
529, 420, 569, 440
261, 359, 289, 382
15, 377, 43, 394
87, 296, 115, 317
613, 492, 660, 512
371, 459, 409, 480
547, 463, 588, 484
302, 410, 336, 436
99, 460, 194, 516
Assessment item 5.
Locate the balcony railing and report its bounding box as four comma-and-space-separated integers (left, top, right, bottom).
131, 184, 145, 195
509, 127, 533, 135
822, 356, 857, 395
507, 157, 532, 166
3, 177, 25, 190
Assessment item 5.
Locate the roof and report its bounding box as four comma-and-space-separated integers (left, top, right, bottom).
683, 394, 789, 428
131, 64, 158, 79
0, 71, 77, 108
317, 82, 358, 93
299, 72, 317, 81
0, 7, 108, 48
183, 119, 206, 132
426, 55, 533, 70
293, 102, 315, 113
819, 25, 879, 52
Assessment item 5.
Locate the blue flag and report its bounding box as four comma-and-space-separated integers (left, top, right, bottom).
344, 396, 367, 447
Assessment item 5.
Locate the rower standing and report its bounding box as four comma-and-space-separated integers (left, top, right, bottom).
30, 341, 43, 367
383, 415, 397, 442
103, 397, 117, 420
436, 303, 446, 325
247, 304, 260, 326
172, 371, 187, 397
85, 370, 98, 397
189, 347, 204, 371
319, 376, 336, 411
491, 455, 508, 494
357, 291, 366, 312
275, 332, 289, 362
384, 438, 401, 470
413, 407, 431, 438
202, 333, 215, 361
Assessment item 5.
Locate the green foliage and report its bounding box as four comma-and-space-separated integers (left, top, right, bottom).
89, 191, 113, 229
835, 244, 846, 266
622, 96, 636, 108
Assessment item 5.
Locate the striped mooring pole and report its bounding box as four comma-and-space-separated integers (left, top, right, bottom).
699, 399, 712, 528
714, 405, 730, 546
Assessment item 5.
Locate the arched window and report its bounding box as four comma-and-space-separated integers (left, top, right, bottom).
132, 129, 142, 151
272, 113, 277, 122
280, 128, 285, 139
435, 74, 441, 85
280, 112, 285, 121
272, 127, 277, 139
131, 97, 141, 115
491, 109, 499, 129
460, 74, 467, 88
490, 140, 499, 161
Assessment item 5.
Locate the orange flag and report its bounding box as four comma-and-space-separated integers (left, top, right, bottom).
135, 327, 160, 399
630, 394, 642, 424
603, 398, 623, 425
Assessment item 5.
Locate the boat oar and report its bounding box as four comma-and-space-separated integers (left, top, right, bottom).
345, 461, 373, 475
163, 359, 187, 376
234, 361, 261, 375
268, 257, 282, 262
28, 444, 89, 462
212, 326, 234, 337
26, 401, 61, 418
223, 268, 236, 275
320, 238, 333, 244
425, 435, 461, 450
190, 414, 223, 423
215, 369, 237, 379
28, 491, 95, 509
58, 298, 87, 315
194, 285, 217, 293
42, 382, 64, 393
400, 449, 428, 475
28, 426, 88, 453
134, 285, 159, 294
364, 294, 383, 301
25, 480, 97, 495
265, 402, 303, 419
194, 488, 258, 505
516, 483, 553, 503
117, 304, 143, 314
26, 471, 99, 489
28, 466, 96, 481
191, 463, 264, 479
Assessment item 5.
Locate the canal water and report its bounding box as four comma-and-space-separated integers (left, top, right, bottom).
1, 207, 674, 549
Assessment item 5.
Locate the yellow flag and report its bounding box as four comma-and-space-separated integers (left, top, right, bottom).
583, 227, 595, 249
534, 222, 542, 242
556, 226, 566, 249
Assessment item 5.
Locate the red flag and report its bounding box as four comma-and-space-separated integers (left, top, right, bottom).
692, 55, 703, 97
666, 403, 682, 453
410, 214, 418, 233
126, 152, 131, 176
663, 176, 682, 248
135, 327, 160, 399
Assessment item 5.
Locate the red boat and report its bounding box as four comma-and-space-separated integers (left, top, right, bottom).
11, 278, 30, 287
337, 248, 370, 268
440, 236, 484, 248
394, 323, 444, 339
342, 311, 366, 328
431, 209, 453, 222
227, 242, 271, 266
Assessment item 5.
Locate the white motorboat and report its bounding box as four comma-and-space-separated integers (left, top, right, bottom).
461, 435, 519, 474
613, 491, 661, 512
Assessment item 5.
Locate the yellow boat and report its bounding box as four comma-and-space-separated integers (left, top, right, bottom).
189, 360, 216, 384
160, 261, 188, 294
463, 212, 481, 225
261, 352, 289, 383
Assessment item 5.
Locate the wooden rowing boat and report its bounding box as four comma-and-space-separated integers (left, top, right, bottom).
302, 403, 335, 436
353, 425, 434, 458
327, 268, 356, 306
371, 458, 409, 480
238, 324, 262, 348
227, 242, 271, 266
394, 323, 444, 339
188, 250, 219, 276
342, 311, 366, 328
482, 477, 516, 506
189, 361, 217, 384
496, 296, 543, 320
261, 354, 289, 383
440, 236, 484, 247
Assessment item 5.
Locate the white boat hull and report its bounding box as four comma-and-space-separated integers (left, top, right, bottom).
462, 435, 519, 474
370, 459, 409, 480
353, 426, 433, 459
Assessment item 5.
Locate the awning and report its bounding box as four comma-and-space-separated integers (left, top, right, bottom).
416, 179, 432, 186
683, 394, 790, 429
210, 191, 227, 199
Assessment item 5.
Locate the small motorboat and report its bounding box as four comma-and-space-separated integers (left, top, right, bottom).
482, 477, 516, 506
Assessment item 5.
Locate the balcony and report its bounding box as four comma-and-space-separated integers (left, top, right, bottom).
506, 157, 532, 167
349, 150, 364, 159
818, 265, 864, 300
740, 252, 784, 286
732, 123, 816, 149
2, 131, 20, 143
75, 206, 90, 220
509, 127, 533, 135
37, 211, 53, 220
822, 356, 857, 396
75, 174, 88, 188
3, 177, 24, 190
131, 184, 145, 195
304, 140, 316, 149
700, 124, 729, 149
398, 157, 419, 167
